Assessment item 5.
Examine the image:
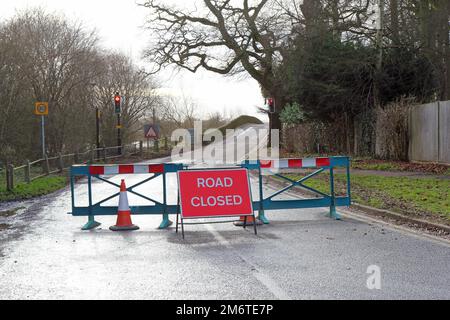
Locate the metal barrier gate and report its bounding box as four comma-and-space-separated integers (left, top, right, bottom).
69, 157, 351, 230
70, 163, 184, 230
242, 156, 351, 223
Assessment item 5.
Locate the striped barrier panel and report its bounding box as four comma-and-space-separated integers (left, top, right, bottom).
242, 156, 351, 223
70, 163, 184, 230
88, 164, 166, 175
259, 157, 332, 169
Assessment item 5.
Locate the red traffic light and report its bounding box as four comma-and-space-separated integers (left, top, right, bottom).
114, 95, 121, 104
267, 97, 275, 114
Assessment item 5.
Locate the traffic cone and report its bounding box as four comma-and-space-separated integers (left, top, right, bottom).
234, 215, 263, 227
110, 180, 140, 232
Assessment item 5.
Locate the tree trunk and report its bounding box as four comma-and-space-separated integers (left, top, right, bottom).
442, 0, 450, 100
390, 0, 400, 47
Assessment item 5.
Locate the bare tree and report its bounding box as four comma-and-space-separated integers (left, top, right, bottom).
2, 9, 102, 154
160, 92, 200, 129
0, 8, 158, 163
94, 52, 159, 146
140, 0, 297, 137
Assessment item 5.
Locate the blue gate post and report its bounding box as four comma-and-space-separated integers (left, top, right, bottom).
257, 165, 270, 224
329, 167, 341, 220
82, 174, 101, 230
70, 173, 75, 215
159, 169, 172, 229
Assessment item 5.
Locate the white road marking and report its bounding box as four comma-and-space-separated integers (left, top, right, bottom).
204, 224, 292, 300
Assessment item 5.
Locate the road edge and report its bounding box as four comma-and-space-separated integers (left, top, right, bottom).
260, 174, 450, 239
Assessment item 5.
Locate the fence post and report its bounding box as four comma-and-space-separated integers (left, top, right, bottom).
90, 148, 95, 163
140, 141, 143, 156
74, 151, 80, 164
5, 163, 10, 191
103, 148, 107, 163
154, 139, 160, 153
25, 160, 31, 183
58, 153, 64, 173
44, 155, 50, 175
7, 164, 14, 191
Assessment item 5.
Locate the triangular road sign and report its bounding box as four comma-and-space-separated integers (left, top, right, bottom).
145, 126, 158, 139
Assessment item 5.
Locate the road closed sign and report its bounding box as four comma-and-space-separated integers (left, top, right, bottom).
178, 169, 253, 219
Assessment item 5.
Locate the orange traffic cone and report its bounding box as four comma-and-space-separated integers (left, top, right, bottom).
110, 180, 140, 232
234, 215, 263, 227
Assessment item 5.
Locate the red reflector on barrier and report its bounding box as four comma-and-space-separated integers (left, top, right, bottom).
288, 159, 303, 168
260, 160, 273, 169
90, 166, 105, 175
119, 165, 134, 174
316, 158, 331, 167
149, 164, 164, 173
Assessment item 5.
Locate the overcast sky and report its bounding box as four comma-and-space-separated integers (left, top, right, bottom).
0, 0, 265, 121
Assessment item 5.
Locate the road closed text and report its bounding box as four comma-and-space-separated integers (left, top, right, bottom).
178, 169, 253, 218
191, 177, 243, 207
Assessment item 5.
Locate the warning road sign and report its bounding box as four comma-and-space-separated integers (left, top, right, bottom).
178, 169, 253, 219
144, 124, 160, 140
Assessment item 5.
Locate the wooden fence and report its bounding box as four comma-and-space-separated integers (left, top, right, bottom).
2, 140, 169, 191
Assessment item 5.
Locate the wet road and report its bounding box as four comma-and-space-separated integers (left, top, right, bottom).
0, 126, 449, 299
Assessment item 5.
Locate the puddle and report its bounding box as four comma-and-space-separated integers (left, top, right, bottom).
0, 207, 25, 218
0, 223, 11, 231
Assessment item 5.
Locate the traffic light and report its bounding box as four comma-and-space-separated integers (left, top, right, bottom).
114, 93, 121, 114
267, 98, 275, 114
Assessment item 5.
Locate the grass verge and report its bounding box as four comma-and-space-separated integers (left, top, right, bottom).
284, 172, 450, 223
351, 159, 450, 175
0, 175, 67, 202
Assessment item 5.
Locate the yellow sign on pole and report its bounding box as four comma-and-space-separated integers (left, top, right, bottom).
35, 102, 49, 116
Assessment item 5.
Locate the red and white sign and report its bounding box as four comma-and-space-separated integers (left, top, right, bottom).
178, 169, 253, 219
145, 127, 158, 139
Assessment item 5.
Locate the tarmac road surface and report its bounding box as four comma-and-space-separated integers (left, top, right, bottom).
0, 125, 449, 299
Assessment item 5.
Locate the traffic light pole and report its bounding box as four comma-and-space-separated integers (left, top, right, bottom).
114, 92, 122, 156
96, 108, 101, 159
117, 113, 122, 155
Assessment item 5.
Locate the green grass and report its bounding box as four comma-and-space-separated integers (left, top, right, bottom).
285, 173, 450, 220
350, 175, 449, 216
352, 162, 401, 171
0, 175, 67, 202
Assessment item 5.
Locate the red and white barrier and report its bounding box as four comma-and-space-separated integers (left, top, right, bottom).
89, 164, 165, 176
260, 158, 331, 169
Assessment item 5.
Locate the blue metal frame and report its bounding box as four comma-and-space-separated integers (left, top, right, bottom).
69, 157, 351, 230
69, 163, 183, 230
242, 156, 351, 223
